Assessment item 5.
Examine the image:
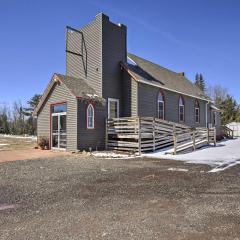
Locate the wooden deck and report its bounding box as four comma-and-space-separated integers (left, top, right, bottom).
106, 117, 216, 154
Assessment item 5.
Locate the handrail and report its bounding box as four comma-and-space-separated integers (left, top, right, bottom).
107, 117, 216, 154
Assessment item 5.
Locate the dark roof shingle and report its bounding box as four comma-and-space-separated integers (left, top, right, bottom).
127, 53, 211, 101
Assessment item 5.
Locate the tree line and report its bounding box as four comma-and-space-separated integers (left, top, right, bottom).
0, 74, 239, 135
195, 73, 240, 125
0, 95, 41, 135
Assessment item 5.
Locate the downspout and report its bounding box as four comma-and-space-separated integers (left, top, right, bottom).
206, 101, 210, 128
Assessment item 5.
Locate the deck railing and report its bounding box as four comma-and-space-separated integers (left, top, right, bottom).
220, 125, 234, 139
106, 117, 216, 154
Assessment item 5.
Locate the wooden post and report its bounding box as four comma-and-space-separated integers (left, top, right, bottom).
207, 128, 210, 144
134, 117, 137, 134
173, 133, 177, 155
153, 118, 156, 151
138, 117, 141, 155
214, 127, 217, 147
105, 118, 108, 150
193, 131, 196, 151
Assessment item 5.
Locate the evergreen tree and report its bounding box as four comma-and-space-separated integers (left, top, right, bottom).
199, 74, 206, 92
21, 94, 42, 135
218, 95, 238, 125
195, 73, 206, 92
195, 73, 200, 87
21, 94, 42, 116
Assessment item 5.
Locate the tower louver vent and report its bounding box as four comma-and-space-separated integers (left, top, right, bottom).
66, 26, 87, 77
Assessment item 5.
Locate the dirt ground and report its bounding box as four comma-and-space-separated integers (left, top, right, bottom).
0, 135, 68, 163
1, 155, 240, 240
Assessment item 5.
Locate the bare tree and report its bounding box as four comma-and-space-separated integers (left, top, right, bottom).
207, 84, 228, 106
0, 105, 11, 134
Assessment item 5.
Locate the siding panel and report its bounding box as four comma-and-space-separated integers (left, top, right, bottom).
66, 14, 103, 97
37, 82, 77, 151
77, 100, 106, 150
138, 82, 208, 127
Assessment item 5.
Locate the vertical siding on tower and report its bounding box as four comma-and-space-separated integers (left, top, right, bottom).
102, 17, 127, 116
37, 82, 77, 151
66, 14, 103, 97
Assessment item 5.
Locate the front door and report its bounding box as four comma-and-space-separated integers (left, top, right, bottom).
51, 103, 67, 150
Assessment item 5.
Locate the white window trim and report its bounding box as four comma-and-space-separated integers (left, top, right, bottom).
195, 107, 200, 123
158, 100, 165, 119
87, 104, 95, 129
179, 104, 185, 122
108, 98, 119, 119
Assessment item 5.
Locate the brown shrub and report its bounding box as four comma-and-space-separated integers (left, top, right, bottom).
38, 136, 49, 150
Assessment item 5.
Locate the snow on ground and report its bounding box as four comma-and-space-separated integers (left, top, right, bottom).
0, 134, 37, 140
144, 138, 240, 173
167, 167, 188, 172
0, 144, 10, 146
92, 151, 138, 159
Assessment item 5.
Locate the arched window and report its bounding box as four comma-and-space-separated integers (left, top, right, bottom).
179, 96, 185, 122
157, 91, 165, 119
87, 104, 95, 129
195, 100, 200, 123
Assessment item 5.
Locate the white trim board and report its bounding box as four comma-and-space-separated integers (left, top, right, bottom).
108, 98, 119, 118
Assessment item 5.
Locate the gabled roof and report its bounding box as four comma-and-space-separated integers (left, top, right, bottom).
124, 53, 211, 102
33, 73, 104, 116
56, 73, 97, 97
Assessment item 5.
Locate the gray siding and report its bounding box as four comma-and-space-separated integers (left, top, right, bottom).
102, 17, 127, 116
122, 71, 131, 117
131, 80, 138, 117
138, 82, 208, 127
66, 14, 103, 97
122, 72, 138, 117
77, 100, 106, 150
37, 82, 77, 151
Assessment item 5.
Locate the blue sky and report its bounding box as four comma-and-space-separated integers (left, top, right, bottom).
0, 0, 239, 106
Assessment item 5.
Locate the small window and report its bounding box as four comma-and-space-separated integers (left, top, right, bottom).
87, 104, 95, 129
108, 98, 119, 118
179, 96, 185, 122
51, 103, 67, 113
157, 91, 165, 119
195, 100, 200, 123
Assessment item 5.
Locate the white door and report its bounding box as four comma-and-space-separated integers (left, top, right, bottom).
52, 112, 67, 150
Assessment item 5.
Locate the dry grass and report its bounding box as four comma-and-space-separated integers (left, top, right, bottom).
0, 136, 36, 151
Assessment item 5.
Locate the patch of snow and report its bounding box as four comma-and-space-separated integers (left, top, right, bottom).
144, 138, 240, 173
92, 151, 136, 159
101, 168, 108, 172
127, 56, 137, 66
85, 93, 99, 98
168, 167, 188, 172
0, 143, 9, 146
0, 134, 37, 140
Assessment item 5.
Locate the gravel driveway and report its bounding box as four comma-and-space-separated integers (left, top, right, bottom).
1, 155, 240, 240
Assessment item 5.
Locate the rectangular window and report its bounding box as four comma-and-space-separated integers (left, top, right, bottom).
158, 101, 164, 119
51, 103, 67, 113
195, 108, 200, 123
108, 98, 119, 118
179, 106, 184, 122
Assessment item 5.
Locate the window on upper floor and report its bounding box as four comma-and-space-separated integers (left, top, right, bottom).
157, 91, 165, 120
179, 96, 185, 122
87, 104, 95, 129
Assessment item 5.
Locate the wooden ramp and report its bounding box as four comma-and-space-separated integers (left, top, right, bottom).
106, 117, 216, 155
